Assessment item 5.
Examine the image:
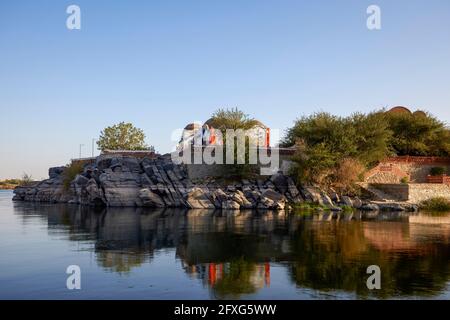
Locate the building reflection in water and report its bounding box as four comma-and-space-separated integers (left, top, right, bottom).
13, 202, 450, 298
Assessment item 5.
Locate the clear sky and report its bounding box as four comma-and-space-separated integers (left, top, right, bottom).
1, 0, 450, 179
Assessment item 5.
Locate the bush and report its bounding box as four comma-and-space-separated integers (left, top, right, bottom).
420, 197, 450, 212
283, 111, 391, 185
20, 173, 33, 186
400, 176, 409, 184
332, 158, 366, 192
430, 167, 446, 176
63, 162, 84, 191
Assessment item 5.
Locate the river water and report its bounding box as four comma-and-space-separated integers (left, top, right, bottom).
0, 190, 449, 300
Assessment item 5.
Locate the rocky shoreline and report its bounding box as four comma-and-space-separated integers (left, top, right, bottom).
12, 154, 418, 212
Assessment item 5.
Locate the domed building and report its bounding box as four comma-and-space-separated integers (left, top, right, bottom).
178, 118, 270, 150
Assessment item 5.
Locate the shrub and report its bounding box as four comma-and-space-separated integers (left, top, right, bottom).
63, 162, 84, 191
283, 111, 391, 185
420, 197, 450, 212
332, 158, 366, 192
400, 176, 409, 184
20, 173, 33, 186
430, 167, 446, 176
283, 109, 450, 186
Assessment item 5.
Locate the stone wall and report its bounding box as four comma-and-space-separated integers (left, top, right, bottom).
365, 157, 450, 183
368, 184, 409, 201
185, 146, 294, 179
408, 184, 450, 203
367, 183, 450, 203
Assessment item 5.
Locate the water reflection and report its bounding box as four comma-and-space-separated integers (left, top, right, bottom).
13, 202, 450, 299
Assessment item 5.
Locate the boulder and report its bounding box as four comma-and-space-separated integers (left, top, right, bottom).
222, 200, 241, 210
352, 197, 363, 209
186, 187, 215, 209
99, 171, 142, 206
378, 203, 407, 212
360, 203, 380, 211
232, 190, 254, 209
258, 197, 275, 210
262, 189, 284, 202
49, 166, 65, 179
74, 174, 89, 186
260, 189, 286, 210
321, 193, 334, 207
270, 172, 288, 194
85, 179, 105, 206
341, 196, 353, 207
286, 177, 300, 198
301, 186, 323, 204
139, 188, 166, 207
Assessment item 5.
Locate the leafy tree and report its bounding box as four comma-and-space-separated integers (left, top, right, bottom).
283, 112, 392, 186
209, 108, 260, 131
97, 122, 152, 151
209, 108, 261, 178
384, 111, 450, 156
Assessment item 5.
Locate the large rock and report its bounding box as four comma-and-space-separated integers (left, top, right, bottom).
321, 193, 334, 207
360, 203, 380, 211
232, 190, 254, 209
99, 171, 142, 206
286, 177, 300, 198
139, 188, 166, 207
85, 178, 105, 206
186, 187, 215, 209
270, 172, 288, 194
341, 196, 353, 207
352, 197, 363, 209
49, 166, 65, 179
222, 200, 241, 210
301, 186, 323, 204
259, 189, 286, 210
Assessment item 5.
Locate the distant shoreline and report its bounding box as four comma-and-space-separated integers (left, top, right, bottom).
0, 186, 17, 190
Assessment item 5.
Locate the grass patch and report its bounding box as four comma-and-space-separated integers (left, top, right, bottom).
340, 205, 354, 212
292, 202, 331, 212
63, 162, 84, 191
420, 197, 450, 212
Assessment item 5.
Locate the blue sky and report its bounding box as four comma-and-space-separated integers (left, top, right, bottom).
1, 0, 450, 179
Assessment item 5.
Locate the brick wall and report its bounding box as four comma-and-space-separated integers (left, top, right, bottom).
365, 157, 450, 183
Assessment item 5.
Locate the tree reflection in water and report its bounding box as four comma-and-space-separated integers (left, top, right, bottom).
14, 203, 450, 298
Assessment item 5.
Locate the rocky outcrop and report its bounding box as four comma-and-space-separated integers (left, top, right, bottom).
13, 154, 304, 210
13, 154, 420, 212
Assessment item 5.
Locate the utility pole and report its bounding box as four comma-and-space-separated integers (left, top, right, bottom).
79, 144, 84, 159
91, 138, 95, 158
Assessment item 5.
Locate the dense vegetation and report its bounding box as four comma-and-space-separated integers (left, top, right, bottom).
208, 108, 261, 178
97, 122, 154, 152
282, 109, 450, 189
62, 162, 84, 191
420, 197, 450, 212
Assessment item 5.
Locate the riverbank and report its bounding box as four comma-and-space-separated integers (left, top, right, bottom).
12, 154, 422, 212
0, 180, 20, 190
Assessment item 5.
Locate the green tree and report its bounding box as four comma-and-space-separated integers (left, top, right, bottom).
283, 111, 392, 186
209, 108, 260, 131
97, 122, 152, 151
209, 108, 261, 178
384, 111, 450, 156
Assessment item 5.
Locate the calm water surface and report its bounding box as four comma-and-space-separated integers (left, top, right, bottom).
0, 190, 449, 300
